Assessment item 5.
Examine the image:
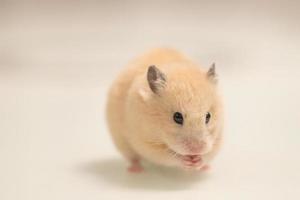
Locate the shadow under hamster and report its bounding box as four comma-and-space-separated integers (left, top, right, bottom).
78, 158, 210, 191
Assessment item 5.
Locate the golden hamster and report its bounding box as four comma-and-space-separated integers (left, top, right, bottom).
106, 48, 223, 172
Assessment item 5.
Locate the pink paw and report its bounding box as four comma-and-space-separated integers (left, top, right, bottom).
200, 164, 210, 171
127, 159, 144, 173
181, 155, 203, 168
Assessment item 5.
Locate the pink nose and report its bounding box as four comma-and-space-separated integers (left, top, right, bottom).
190, 143, 203, 152
184, 140, 204, 153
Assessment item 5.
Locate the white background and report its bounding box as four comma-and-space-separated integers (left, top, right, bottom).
1, 0, 300, 199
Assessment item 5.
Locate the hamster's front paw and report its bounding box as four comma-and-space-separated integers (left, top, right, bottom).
181, 155, 204, 170
200, 164, 210, 171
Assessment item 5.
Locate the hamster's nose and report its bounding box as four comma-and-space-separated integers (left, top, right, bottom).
183, 140, 205, 154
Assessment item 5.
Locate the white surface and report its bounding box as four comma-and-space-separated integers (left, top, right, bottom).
1, 1, 300, 199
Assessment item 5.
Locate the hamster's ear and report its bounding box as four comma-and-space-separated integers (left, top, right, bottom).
147, 65, 166, 94
207, 63, 217, 84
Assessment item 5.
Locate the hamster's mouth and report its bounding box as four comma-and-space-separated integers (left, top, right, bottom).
166, 143, 208, 157
168, 148, 203, 167
167, 148, 201, 158
146, 141, 204, 167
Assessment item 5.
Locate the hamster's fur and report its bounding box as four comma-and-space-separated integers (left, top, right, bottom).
106, 48, 223, 172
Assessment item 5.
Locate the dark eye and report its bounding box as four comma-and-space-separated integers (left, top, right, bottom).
205, 112, 211, 124
173, 112, 184, 125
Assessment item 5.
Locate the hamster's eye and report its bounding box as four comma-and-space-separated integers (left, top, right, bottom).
205, 112, 211, 124
173, 112, 184, 125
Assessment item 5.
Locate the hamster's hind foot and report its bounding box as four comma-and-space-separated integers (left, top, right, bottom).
127, 159, 144, 173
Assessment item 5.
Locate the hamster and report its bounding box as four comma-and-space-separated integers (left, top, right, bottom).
106, 48, 223, 172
